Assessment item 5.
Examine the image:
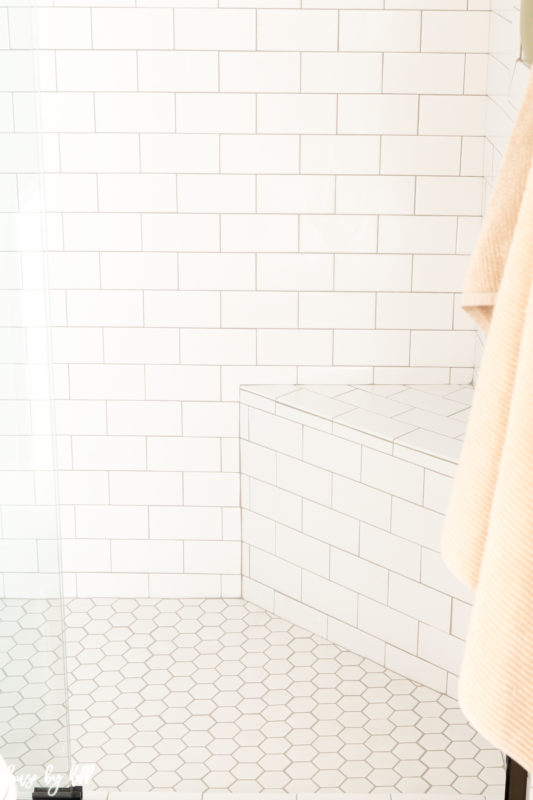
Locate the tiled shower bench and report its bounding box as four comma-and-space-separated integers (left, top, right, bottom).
239, 383, 474, 698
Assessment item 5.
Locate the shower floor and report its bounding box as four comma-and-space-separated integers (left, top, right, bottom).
1, 598, 504, 795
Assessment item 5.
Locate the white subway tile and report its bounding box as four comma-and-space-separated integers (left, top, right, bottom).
300, 215, 377, 253
72, 435, 145, 470
277, 452, 331, 505
332, 473, 391, 529
51, 328, 102, 364
258, 330, 332, 365
334, 330, 410, 366
150, 506, 221, 541
181, 329, 256, 365
340, 10, 421, 50
302, 53, 382, 92
43, 174, 97, 212
258, 94, 337, 134
452, 598, 472, 640
362, 447, 423, 503
381, 135, 461, 175
177, 93, 255, 134
258, 10, 338, 50
95, 93, 174, 133
57, 470, 109, 505
112, 540, 181, 573
303, 499, 359, 553
178, 175, 254, 213
422, 547, 475, 603
276, 523, 330, 577
419, 96, 487, 135
465, 54, 489, 94
274, 594, 327, 638
301, 135, 380, 175
180, 254, 255, 290
418, 623, 464, 675
249, 407, 302, 458
0, 540, 37, 573
184, 472, 240, 506
92, 8, 173, 48
104, 328, 180, 364
62, 540, 110, 573
99, 175, 176, 213
76, 505, 148, 540
138, 51, 218, 91
147, 436, 220, 471
141, 134, 219, 173
67, 290, 142, 326
70, 365, 145, 400
241, 439, 277, 483
328, 618, 385, 664
223, 366, 297, 401
146, 365, 220, 401
107, 401, 181, 436
339, 95, 419, 134
221, 134, 299, 174
416, 177, 483, 215
331, 546, 388, 602
185, 541, 240, 573
335, 254, 412, 291
222, 214, 298, 252
56, 52, 137, 91
391, 496, 443, 550
28, 93, 94, 133
360, 521, 420, 579
412, 255, 469, 292
222, 291, 297, 328
411, 331, 476, 366
422, 10, 490, 52
258, 176, 335, 214
250, 547, 301, 598
303, 427, 361, 480
359, 596, 418, 652
377, 293, 453, 329
379, 216, 457, 254
174, 9, 256, 49
389, 572, 451, 631
383, 53, 465, 93
220, 53, 300, 92
10, 7, 91, 49
142, 213, 219, 252
258, 254, 333, 290
302, 570, 357, 625
249, 477, 302, 529
337, 176, 415, 214
60, 134, 139, 172
385, 645, 447, 692
54, 400, 106, 435
110, 471, 183, 505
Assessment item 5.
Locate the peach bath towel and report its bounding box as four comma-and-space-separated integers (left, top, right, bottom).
442, 65, 533, 771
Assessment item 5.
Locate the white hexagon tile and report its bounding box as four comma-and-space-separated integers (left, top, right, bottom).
1, 598, 504, 797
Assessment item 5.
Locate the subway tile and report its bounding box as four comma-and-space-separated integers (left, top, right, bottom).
99, 175, 176, 214
185, 541, 240, 573
60, 134, 139, 172
10, 7, 91, 49
222, 291, 298, 328
381, 135, 461, 175
302, 499, 359, 553
174, 9, 256, 49
360, 522, 420, 579
51, 328, 102, 364
220, 52, 300, 92
339, 95, 419, 134
421, 547, 475, 603
383, 54, 465, 93
107, 401, 181, 436
258, 10, 338, 50
391, 497, 444, 551
332, 473, 391, 529
386, 645, 447, 693
340, 10, 421, 51
335, 254, 412, 291
112, 540, 182, 573
337, 176, 415, 214
43, 174, 97, 212
328, 617, 385, 664
418, 623, 464, 675
277, 452, 332, 505
180, 254, 255, 290
301, 135, 380, 175
56, 52, 137, 91
150, 506, 222, 541
250, 547, 301, 598
249, 407, 303, 458
178, 175, 255, 213
183, 402, 238, 437
274, 594, 327, 638
76, 506, 148, 540
92, 8, 173, 48
389, 572, 451, 631
303, 427, 361, 480
142, 213, 220, 252
176, 93, 255, 134
302, 570, 358, 626
62, 539, 110, 573
378, 216, 457, 255
181, 329, 256, 365
110, 471, 183, 506
258, 330, 333, 365
138, 51, 219, 91
148, 436, 220, 472
359, 596, 418, 652
334, 330, 410, 366
95, 93, 174, 133
221, 135, 299, 173
141, 134, 219, 173
377, 293, 453, 329
330, 547, 388, 602
185, 472, 240, 506
222, 214, 298, 252
67, 290, 143, 326
258, 94, 337, 134
416, 176, 483, 215
300, 215, 377, 253
258, 176, 335, 214
258, 254, 333, 291
146, 366, 220, 401
249, 477, 302, 529
412, 255, 470, 292
362, 447, 424, 503
421, 10, 490, 52
69, 365, 145, 400
73, 435, 145, 470
54, 400, 106, 435
276, 523, 330, 577
419, 96, 487, 135
301, 53, 382, 92
411, 331, 476, 367
241, 439, 277, 484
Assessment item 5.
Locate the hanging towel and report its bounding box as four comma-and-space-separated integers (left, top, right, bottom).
442, 65, 533, 771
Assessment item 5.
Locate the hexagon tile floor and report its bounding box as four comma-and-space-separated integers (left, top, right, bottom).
0, 598, 504, 797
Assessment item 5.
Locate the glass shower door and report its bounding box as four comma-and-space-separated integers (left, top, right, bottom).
0, 34, 70, 795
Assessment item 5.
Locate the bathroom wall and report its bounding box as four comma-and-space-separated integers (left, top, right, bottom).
1, 1, 490, 597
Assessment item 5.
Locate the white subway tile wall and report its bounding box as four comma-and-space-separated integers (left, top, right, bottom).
240, 383, 473, 695
1, 0, 490, 596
